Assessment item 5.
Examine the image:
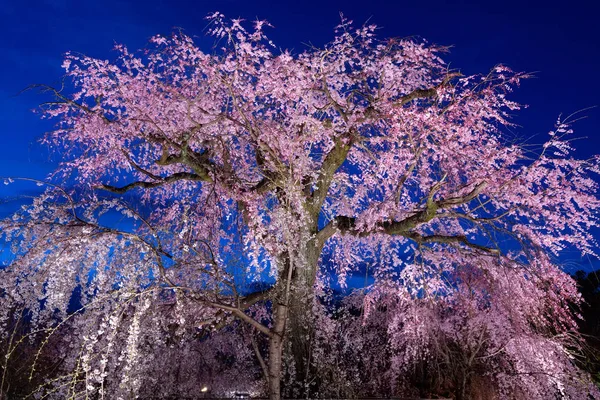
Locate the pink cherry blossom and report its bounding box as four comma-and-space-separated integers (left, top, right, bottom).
1, 14, 598, 400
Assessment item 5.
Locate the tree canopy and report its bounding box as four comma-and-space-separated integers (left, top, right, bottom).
1, 14, 599, 399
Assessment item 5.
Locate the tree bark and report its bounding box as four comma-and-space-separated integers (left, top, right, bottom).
268, 303, 288, 400
287, 241, 321, 396
266, 231, 321, 399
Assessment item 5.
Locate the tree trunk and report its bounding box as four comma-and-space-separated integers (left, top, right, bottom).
267, 335, 283, 400
267, 303, 288, 400
265, 241, 319, 399
288, 244, 320, 396
288, 292, 315, 396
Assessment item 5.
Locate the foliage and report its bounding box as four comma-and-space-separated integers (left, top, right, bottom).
1, 13, 599, 399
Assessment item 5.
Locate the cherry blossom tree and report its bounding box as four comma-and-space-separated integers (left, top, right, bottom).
1, 13, 599, 399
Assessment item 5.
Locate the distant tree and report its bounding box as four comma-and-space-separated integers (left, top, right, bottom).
1, 13, 599, 399
573, 269, 600, 384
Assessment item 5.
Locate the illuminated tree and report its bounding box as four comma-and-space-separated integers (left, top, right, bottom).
1, 13, 598, 399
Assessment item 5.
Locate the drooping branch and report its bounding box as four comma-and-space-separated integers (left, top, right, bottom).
30, 83, 113, 123
99, 171, 209, 194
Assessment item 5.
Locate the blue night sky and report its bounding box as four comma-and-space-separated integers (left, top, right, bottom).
0, 0, 599, 271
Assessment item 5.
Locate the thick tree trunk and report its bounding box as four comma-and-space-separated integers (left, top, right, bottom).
267, 303, 288, 400
288, 244, 320, 396
267, 335, 283, 400
265, 240, 320, 399
271, 241, 319, 397
288, 293, 315, 396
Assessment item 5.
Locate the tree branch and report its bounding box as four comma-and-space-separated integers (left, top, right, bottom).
438, 181, 488, 208
394, 72, 462, 107
405, 232, 500, 255
198, 287, 275, 333
31, 83, 118, 125
316, 181, 491, 249
250, 330, 270, 385
98, 171, 209, 194
211, 302, 273, 338
309, 134, 354, 218
188, 290, 274, 338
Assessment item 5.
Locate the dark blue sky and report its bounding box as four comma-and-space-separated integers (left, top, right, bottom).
0, 0, 599, 270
